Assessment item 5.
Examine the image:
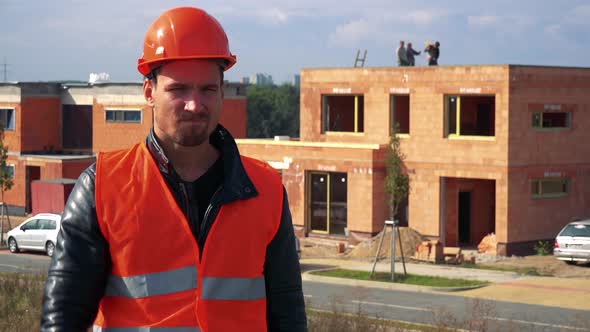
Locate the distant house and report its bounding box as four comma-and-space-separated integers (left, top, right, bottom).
0, 81, 248, 214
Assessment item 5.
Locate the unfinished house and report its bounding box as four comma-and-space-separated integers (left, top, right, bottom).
237, 65, 590, 256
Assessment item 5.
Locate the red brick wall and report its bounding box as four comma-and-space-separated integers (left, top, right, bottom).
0, 102, 21, 152
507, 167, 590, 242
299, 66, 512, 243
507, 67, 590, 243
237, 141, 381, 235
93, 104, 152, 153
20, 97, 61, 152
2, 156, 26, 208
62, 160, 95, 179
221, 99, 246, 138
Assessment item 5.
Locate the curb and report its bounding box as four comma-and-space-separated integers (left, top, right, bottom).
302, 272, 433, 293
303, 270, 489, 293
429, 284, 488, 292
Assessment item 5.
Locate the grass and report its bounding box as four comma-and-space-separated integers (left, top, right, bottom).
0, 273, 45, 332
457, 262, 546, 276
307, 308, 445, 332
311, 269, 488, 288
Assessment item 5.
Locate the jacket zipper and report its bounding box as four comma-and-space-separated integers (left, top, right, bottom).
178, 182, 194, 235
198, 186, 223, 248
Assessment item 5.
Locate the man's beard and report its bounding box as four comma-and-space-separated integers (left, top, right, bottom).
173, 119, 210, 147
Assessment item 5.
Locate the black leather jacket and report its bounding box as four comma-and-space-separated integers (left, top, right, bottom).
41, 125, 307, 331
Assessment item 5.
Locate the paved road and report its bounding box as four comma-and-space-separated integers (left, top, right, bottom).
304, 280, 590, 332
0, 248, 50, 273
2, 250, 589, 331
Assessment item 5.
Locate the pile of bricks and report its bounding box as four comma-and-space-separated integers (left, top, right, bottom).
414, 240, 443, 263
443, 247, 465, 264
477, 233, 498, 256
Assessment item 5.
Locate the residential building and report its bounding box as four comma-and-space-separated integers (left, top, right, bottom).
0, 81, 247, 214
236, 65, 590, 256
249, 73, 274, 86
292, 74, 300, 88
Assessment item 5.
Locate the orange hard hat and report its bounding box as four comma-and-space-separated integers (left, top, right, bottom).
137, 7, 237, 76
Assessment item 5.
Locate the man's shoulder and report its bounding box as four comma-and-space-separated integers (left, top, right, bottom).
98, 144, 145, 166
240, 155, 276, 174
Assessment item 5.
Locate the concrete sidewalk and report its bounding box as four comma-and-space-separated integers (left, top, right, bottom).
300, 258, 590, 311
300, 257, 522, 283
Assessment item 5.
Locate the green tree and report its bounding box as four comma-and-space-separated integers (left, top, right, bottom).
384, 125, 410, 221
246, 83, 299, 138
0, 125, 13, 245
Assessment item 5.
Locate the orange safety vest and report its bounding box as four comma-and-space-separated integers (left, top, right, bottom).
92, 143, 283, 331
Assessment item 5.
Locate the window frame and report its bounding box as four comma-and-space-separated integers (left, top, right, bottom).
307, 171, 348, 236
0, 108, 16, 131
444, 95, 496, 139
105, 109, 142, 124
321, 94, 364, 134
531, 111, 571, 130
2, 164, 14, 179
531, 177, 570, 199
390, 94, 410, 136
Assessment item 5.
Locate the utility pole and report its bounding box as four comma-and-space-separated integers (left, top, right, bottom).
2, 57, 8, 82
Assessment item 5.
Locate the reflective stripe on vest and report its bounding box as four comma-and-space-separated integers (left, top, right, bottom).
201, 276, 265, 300
93, 327, 200, 332
105, 265, 197, 299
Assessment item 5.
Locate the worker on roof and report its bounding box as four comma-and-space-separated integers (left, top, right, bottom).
40, 6, 307, 331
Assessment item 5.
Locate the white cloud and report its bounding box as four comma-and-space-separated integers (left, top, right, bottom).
329, 19, 372, 46
468, 15, 498, 26
566, 4, 590, 24
406, 10, 439, 25
544, 24, 561, 37
257, 8, 290, 24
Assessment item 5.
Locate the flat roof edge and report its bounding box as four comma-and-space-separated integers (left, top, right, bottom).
236, 139, 381, 150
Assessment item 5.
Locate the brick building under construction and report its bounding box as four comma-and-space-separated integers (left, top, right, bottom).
237, 65, 590, 256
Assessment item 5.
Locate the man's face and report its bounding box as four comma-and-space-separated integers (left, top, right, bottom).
144, 59, 224, 147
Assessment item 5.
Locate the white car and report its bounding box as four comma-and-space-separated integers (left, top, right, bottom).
6, 213, 62, 257
554, 219, 590, 264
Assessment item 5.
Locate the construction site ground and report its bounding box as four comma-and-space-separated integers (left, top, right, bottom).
300, 228, 590, 279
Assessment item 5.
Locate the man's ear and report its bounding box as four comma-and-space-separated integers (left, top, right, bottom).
143, 79, 155, 107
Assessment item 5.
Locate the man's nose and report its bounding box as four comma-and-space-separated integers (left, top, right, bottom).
184, 100, 197, 112
184, 88, 202, 112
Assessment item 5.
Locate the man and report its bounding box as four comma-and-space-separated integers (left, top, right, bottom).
406, 42, 421, 66
396, 40, 408, 66
425, 41, 440, 66
40, 6, 307, 332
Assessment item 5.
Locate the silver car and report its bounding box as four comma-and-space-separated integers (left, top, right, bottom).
6, 213, 62, 257
554, 220, 590, 265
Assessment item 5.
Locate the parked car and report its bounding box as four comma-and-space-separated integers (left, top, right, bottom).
6, 213, 62, 257
554, 219, 590, 265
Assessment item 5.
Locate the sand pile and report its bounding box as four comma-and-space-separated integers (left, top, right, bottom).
346, 227, 425, 259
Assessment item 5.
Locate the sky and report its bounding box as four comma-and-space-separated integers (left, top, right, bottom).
0, 0, 588, 84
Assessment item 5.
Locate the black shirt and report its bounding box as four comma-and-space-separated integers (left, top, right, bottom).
177, 156, 224, 244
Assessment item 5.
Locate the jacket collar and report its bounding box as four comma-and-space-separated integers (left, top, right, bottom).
145, 125, 257, 203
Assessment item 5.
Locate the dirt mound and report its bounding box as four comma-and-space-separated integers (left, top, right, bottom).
480, 255, 590, 279
346, 227, 425, 259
